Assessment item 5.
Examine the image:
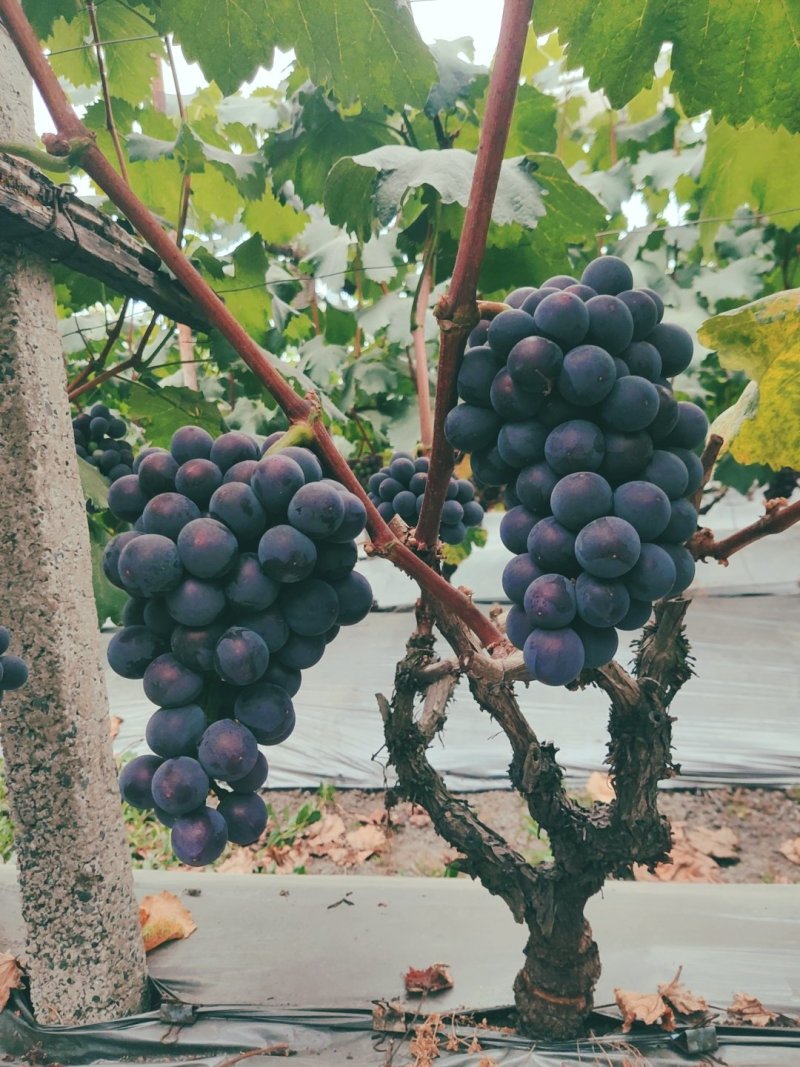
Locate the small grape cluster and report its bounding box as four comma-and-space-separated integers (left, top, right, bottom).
103, 426, 373, 866
350, 452, 383, 491
445, 255, 704, 686
366, 453, 485, 544
72, 403, 134, 483
0, 627, 28, 697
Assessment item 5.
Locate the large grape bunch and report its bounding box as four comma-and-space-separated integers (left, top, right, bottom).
72, 403, 135, 483
0, 626, 29, 698
103, 427, 373, 866
445, 255, 704, 686
366, 452, 485, 544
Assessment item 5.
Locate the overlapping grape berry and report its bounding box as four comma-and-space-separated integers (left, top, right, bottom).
104, 426, 373, 865
445, 255, 703, 686
366, 452, 485, 544
72, 403, 135, 483
0, 626, 29, 697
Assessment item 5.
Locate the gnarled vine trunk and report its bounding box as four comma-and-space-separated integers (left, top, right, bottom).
381, 597, 686, 1039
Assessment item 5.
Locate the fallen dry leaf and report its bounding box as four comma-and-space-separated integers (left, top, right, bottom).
778, 838, 800, 865
685, 825, 739, 860
259, 844, 309, 874
346, 823, 386, 856
216, 848, 255, 874
138, 891, 197, 952
633, 823, 722, 883
305, 812, 347, 852
108, 715, 123, 740
405, 963, 454, 996
614, 988, 675, 1033
585, 771, 615, 803
727, 993, 780, 1027
0, 953, 23, 1012
657, 967, 710, 1020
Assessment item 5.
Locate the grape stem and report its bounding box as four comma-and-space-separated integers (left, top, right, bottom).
414, 0, 534, 549
690, 496, 800, 563
0, 0, 501, 648
264, 422, 316, 455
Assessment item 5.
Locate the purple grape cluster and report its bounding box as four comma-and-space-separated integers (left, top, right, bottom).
366, 452, 484, 544
72, 403, 134, 483
445, 255, 704, 686
105, 427, 373, 865
0, 626, 29, 696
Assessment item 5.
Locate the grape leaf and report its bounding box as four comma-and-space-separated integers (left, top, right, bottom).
271, 0, 436, 112
425, 37, 487, 116
158, 0, 434, 107
699, 121, 800, 244
154, 0, 282, 97
87, 513, 128, 626
124, 383, 223, 447
325, 146, 548, 241
269, 91, 399, 208
534, 1, 800, 132
699, 291, 800, 469
45, 6, 164, 107
78, 457, 110, 508
127, 125, 265, 199
22, 0, 79, 37
243, 187, 309, 246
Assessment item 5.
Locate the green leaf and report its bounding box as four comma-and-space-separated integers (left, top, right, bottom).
699, 121, 800, 242
158, 0, 434, 106
243, 186, 309, 245
324, 305, 357, 345
78, 457, 110, 508
269, 91, 397, 208
46, 5, 164, 107
23, 0, 79, 37
196, 236, 272, 340
88, 513, 128, 626
271, 0, 436, 112
504, 84, 558, 156
534, 1, 800, 132
425, 37, 487, 115
124, 383, 223, 447
699, 291, 800, 469
154, 0, 282, 97
127, 124, 265, 199
325, 146, 548, 240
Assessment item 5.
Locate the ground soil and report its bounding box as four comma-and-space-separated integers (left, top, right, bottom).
253, 785, 800, 883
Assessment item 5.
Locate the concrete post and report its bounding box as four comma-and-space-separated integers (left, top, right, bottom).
0, 28, 149, 1024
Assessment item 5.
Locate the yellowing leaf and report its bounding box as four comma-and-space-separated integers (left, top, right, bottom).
699, 291, 800, 470
614, 987, 675, 1033
139, 891, 197, 952
0, 953, 24, 1012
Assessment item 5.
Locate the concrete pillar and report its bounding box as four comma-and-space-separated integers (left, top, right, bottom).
0, 27, 149, 1024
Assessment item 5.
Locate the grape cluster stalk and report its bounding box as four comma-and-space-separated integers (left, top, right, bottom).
0, 626, 29, 696
446, 255, 706, 685
72, 403, 135, 483
367, 452, 485, 544
103, 427, 373, 866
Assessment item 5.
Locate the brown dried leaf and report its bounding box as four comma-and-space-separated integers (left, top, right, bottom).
405, 963, 454, 996
727, 992, 780, 1027
216, 848, 255, 874
614, 988, 675, 1033
346, 824, 386, 857
632, 824, 722, 883
778, 837, 800, 865
259, 844, 309, 874
108, 715, 123, 740
305, 812, 347, 854
138, 891, 197, 952
585, 771, 615, 803
0, 953, 24, 1012
657, 967, 710, 1019
685, 825, 739, 860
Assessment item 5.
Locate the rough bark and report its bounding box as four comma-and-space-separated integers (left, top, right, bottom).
0, 27, 149, 1025
381, 597, 690, 1039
